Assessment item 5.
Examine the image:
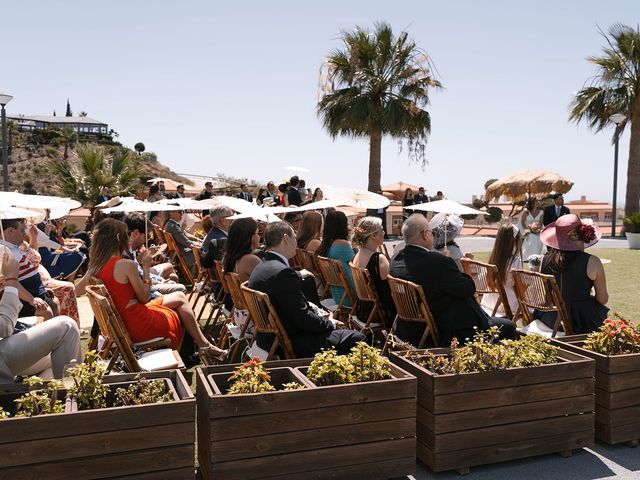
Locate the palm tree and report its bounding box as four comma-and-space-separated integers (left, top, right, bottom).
59, 127, 77, 159
317, 22, 441, 193
49, 145, 141, 204
569, 24, 640, 216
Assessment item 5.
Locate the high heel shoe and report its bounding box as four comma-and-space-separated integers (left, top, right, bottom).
198, 346, 228, 365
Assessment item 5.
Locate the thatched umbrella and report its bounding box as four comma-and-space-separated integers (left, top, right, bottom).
484, 170, 574, 203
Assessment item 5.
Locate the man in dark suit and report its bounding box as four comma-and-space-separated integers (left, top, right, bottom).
414, 187, 429, 204
236, 183, 253, 203
201, 205, 233, 268
286, 176, 302, 206
543, 193, 571, 226
390, 214, 515, 346
248, 221, 365, 357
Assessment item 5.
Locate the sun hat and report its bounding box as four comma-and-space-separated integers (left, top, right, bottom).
428, 213, 464, 248
540, 214, 601, 251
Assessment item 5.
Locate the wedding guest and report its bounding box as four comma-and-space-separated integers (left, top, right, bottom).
202, 205, 234, 268
236, 183, 253, 202
298, 179, 308, 203
429, 213, 471, 271
175, 184, 186, 198
390, 214, 515, 347
286, 176, 302, 206
414, 187, 429, 204
537, 214, 608, 333
317, 210, 356, 308
196, 181, 214, 200
256, 188, 269, 205
283, 212, 303, 233
95, 186, 111, 205
480, 224, 522, 317
296, 211, 323, 253
352, 216, 396, 328
543, 193, 570, 226
248, 221, 365, 357
164, 210, 199, 275
147, 184, 164, 202
311, 188, 324, 203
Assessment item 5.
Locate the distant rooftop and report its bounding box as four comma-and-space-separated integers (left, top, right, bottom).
9, 114, 107, 125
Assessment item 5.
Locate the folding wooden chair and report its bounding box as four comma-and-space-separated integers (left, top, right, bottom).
460, 258, 513, 319
241, 282, 296, 360
152, 224, 167, 246
511, 269, 572, 338
377, 243, 391, 261
385, 275, 440, 354
190, 244, 211, 305
296, 248, 321, 277
348, 262, 388, 336
218, 272, 254, 361
163, 231, 195, 286
315, 256, 355, 321
85, 283, 183, 373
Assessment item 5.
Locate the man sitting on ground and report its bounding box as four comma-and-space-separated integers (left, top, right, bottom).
0, 252, 80, 382
248, 221, 365, 357
390, 214, 515, 346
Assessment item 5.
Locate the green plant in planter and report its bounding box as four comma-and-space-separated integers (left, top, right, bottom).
583, 313, 640, 355
409, 327, 559, 375
282, 382, 305, 391
67, 351, 109, 410
227, 357, 276, 395
114, 377, 173, 406
623, 213, 640, 233
0, 406, 9, 419
14, 377, 65, 417
349, 342, 392, 382
306, 349, 354, 386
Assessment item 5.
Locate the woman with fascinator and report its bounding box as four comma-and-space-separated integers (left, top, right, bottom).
536, 214, 609, 333
429, 213, 473, 271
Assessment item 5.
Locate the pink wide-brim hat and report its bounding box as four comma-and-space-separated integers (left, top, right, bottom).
540, 214, 601, 251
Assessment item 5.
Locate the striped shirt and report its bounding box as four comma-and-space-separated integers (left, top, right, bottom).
0, 240, 39, 281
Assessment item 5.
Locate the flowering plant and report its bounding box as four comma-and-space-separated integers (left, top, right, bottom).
583, 313, 640, 355
568, 223, 597, 243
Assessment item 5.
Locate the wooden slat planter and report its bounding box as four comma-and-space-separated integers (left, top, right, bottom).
390, 348, 595, 474
552, 334, 640, 445
0, 370, 195, 480
196, 359, 417, 480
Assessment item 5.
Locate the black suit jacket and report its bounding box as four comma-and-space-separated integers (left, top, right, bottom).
543, 205, 571, 226
248, 252, 334, 354
236, 191, 253, 202
287, 188, 302, 206
201, 227, 227, 268
389, 245, 489, 345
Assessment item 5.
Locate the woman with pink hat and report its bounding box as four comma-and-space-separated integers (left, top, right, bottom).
535, 214, 609, 333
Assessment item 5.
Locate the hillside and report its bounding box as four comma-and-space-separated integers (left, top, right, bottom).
5, 130, 192, 197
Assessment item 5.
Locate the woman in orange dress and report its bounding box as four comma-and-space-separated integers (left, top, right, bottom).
85, 218, 226, 363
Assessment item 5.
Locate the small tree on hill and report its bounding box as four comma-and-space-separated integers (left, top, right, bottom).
65, 99, 72, 117
134, 142, 145, 155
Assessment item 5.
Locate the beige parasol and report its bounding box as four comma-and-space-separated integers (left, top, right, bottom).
484, 170, 573, 203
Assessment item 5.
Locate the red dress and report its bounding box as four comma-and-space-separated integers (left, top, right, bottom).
97, 256, 183, 349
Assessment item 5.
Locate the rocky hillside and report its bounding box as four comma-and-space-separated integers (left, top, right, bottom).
5, 130, 191, 196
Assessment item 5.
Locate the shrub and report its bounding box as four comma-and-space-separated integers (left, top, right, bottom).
583, 313, 640, 355
227, 357, 276, 394
623, 213, 640, 233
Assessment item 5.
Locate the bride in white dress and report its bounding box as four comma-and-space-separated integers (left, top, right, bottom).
520, 197, 544, 260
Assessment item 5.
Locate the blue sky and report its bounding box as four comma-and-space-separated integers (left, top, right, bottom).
3, 1, 637, 204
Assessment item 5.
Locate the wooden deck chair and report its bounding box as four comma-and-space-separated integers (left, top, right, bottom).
511, 269, 572, 338
163, 231, 195, 286
460, 258, 513, 319
296, 248, 321, 277
377, 243, 391, 261
348, 262, 388, 336
152, 224, 167, 246
190, 244, 210, 305
85, 283, 183, 373
218, 272, 254, 361
241, 282, 296, 360
315, 256, 355, 321
385, 275, 440, 354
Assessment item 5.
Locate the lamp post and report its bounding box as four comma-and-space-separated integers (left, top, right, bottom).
609, 113, 626, 238
0, 93, 13, 192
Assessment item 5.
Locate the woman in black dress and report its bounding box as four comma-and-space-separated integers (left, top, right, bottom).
537, 214, 609, 333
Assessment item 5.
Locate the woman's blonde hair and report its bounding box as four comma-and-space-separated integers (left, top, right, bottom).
352, 216, 383, 247
87, 218, 130, 277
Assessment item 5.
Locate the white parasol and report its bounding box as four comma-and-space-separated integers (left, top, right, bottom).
210, 196, 270, 222
405, 199, 488, 216
284, 166, 311, 173
0, 206, 46, 240
322, 187, 390, 210
262, 198, 342, 215
0, 192, 81, 211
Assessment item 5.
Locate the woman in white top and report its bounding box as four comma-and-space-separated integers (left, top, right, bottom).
481, 224, 522, 317
520, 197, 544, 260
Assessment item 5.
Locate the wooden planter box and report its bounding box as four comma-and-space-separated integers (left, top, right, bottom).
390, 348, 595, 474
553, 334, 640, 445
0, 369, 195, 480
197, 359, 416, 480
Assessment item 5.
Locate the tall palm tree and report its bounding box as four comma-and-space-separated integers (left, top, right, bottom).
569, 23, 640, 216
317, 22, 441, 193
59, 127, 77, 159
49, 145, 141, 204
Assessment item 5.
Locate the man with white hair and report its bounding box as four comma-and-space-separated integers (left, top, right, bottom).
201, 205, 234, 269
390, 214, 515, 346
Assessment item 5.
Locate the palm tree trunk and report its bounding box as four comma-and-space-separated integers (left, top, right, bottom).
625, 99, 640, 216
368, 129, 382, 193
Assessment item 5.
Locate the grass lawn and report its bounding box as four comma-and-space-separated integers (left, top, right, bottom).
473, 248, 640, 319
